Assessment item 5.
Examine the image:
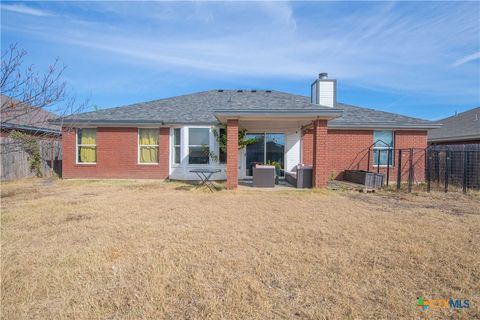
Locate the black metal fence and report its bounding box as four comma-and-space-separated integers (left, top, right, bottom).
365, 144, 479, 193
426, 144, 480, 193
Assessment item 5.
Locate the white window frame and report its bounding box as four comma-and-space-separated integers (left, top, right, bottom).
373, 130, 395, 167
138, 128, 159, 165
76, 128, 97, 165
188, 127, 211, 166
171, 127, 182, 167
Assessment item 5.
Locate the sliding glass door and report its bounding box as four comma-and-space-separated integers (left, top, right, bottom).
245, 133, 285, 177
245, 134, 265, 177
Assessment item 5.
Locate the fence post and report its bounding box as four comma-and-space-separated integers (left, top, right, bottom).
367, 149, 370, 172
50, 140, 54, 177
377, 150, 381, 174
427, 148, 432, 192
444, 151, 449, 193
408, 148, 413, 193
463, 151, 468, 193
397, 149, 402, 190
386, 149, 391, 186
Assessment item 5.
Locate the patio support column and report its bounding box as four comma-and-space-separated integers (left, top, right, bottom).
226, 119, 239, 190
159, 127, 170, 179
312, 119, 328, 188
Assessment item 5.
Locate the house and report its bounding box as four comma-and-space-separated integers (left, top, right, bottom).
56, 73, 440, 188
1, 94, 62, 180
428, 107, 480, 146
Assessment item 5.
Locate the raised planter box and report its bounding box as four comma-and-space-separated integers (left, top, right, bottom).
344, 170, 384, 188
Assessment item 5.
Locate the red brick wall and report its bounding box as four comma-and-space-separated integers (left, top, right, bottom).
302, 129, 313, 165
302, 128, 428, 184
226, 119, 239, 189
62, 127, 169, 179
394, 131, 427, 183
312, 120, 328, 187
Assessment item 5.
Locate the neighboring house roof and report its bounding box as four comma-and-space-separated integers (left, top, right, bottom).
57, 90, 438, 129
428, 107, 480, 143
1, 94, 61, 134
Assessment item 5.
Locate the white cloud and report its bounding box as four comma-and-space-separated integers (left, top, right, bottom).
3, 1, 479, 98
1, 3, 51, 17
452, 52, 480, 67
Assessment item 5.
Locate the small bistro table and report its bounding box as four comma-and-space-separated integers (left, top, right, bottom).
189, 168, 222, 192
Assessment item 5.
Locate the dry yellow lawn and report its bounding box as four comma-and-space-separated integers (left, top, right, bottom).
1, 178, 479, 319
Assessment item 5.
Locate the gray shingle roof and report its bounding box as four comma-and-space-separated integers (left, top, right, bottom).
61, 90, 334, 124
329, 103, 439, 128
59, 89, 438, 129
428, 107, 480, 142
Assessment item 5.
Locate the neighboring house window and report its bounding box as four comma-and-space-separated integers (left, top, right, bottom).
219, 128, 227, 164
139, 128, 159, 163
373, 130, 394, 166
77, 128, 96, 163
188, 128, 209, 164
173, 128, 181, 165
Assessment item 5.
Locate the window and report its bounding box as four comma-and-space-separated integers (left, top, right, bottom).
173, 128, 181, 165
373, 131, 394, 166
188, 128, 209, 164
77, 128, 96, 163
138, 128, 159, 163
219, 128, 227, 164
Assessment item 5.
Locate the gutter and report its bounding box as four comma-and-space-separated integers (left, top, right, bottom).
428, 134, 480, 143
1, 123, 61, 135
327, 122, 442, 130
214, 108, 344, 121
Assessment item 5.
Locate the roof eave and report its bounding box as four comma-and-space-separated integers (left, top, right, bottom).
214, 109, 344, 123
428, 134, 480, 143
328, 122, 442, 130
1, 123, 61, 135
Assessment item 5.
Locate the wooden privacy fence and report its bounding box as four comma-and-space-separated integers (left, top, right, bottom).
0, 137, 62, 180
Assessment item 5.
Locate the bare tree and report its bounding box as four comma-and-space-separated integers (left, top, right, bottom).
1, 43, 87, 154
1, 44, 89, 178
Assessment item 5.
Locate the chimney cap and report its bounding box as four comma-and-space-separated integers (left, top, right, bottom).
319, 72, 328, 79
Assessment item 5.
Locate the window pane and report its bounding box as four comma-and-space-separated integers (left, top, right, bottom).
78, 128, 96, 145
139, 128, 159, 145
174, 146, 181, 164
174, 128, 181, 146
189, 128, 209, 146
373, 131, 393, 148
266, 133, 285, 176
78, 146, 96, 163
140, 146, 159, 163
373, 149, 393, 166
245, 134, 264, 176
189, 146, 209, 164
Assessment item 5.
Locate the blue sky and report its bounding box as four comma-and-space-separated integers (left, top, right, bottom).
1, 1, 479, 120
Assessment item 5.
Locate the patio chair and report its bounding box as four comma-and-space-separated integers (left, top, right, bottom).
252, 165, 275, 188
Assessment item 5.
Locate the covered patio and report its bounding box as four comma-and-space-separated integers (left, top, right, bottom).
214, 109, 343, 189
